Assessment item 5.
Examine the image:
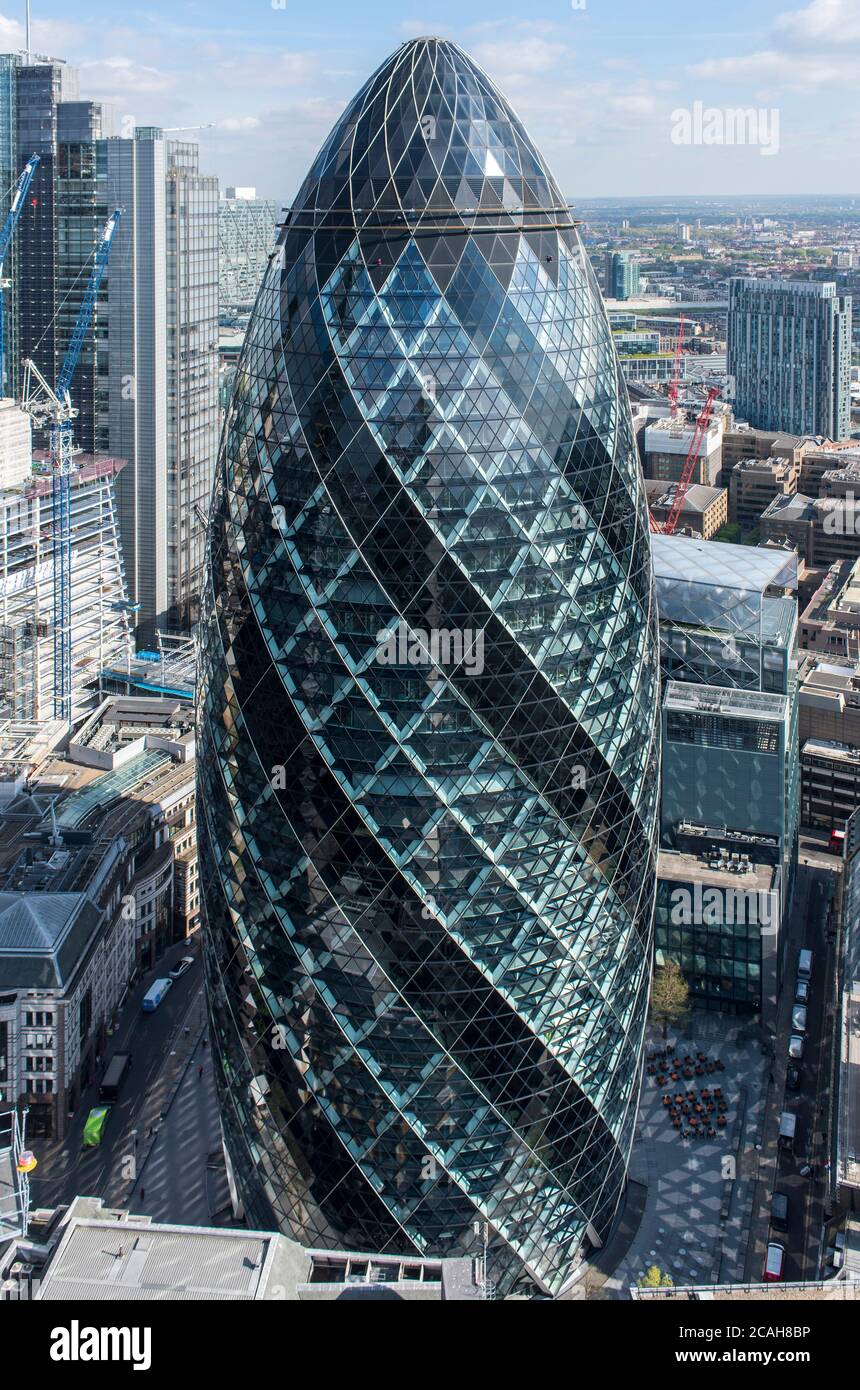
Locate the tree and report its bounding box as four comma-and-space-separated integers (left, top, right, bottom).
637, 1265, 674, 1289
650, 958, 690, 1041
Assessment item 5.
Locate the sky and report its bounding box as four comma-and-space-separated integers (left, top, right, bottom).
3, 0, 859, 203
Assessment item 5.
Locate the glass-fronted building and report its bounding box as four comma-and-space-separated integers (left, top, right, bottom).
198, 37, 660, 1297
653, 536, 799, 1028
727, 277, 851, 440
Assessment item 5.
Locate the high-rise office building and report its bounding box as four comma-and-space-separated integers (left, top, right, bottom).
727, 277, 852, 439
198, 37, 660, 1297
605, 251, 641, 300
652, 537, 799, 1026
55, 119, 219, 639
1, 58, 219, 643
219, 189, 279, 316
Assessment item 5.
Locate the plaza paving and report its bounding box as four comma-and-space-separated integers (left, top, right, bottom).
602, 1014, 770, 1294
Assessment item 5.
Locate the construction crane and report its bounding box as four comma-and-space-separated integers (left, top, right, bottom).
21, 208, 122, 722
667, 312, 685, 419
0, 153, 39, 396
649, 386, 720, 536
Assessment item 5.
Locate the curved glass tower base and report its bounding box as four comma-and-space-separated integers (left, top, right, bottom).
198, 36, 660, 1296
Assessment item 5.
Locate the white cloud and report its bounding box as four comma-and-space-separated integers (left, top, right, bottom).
689, 48, 850, 92
775, 0, 860, 45
218, 116, 262, 133
473, 35, 571, 80
80, 56, 173, 96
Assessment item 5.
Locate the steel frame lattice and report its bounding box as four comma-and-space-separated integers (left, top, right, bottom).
198, 37, 660, 1296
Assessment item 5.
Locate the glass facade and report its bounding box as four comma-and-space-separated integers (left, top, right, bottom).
198, 37, 660, 1296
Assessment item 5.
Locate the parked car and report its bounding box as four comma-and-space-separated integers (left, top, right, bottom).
791, 1005, 808, 1034
786, 1063, 802, 1091
788, 1034, 805, 1060
795, 979, 809, 1004
770, 1191, 790, 1233
763, 1241, 786, 1282
797, 948, 813, 980
169, 955, 195, 981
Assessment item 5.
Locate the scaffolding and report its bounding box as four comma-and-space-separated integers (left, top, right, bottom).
0, 1108, 30, 1241
0, 453, 133, 723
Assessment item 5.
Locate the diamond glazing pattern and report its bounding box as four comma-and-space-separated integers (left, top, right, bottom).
197, 36, 660, 1296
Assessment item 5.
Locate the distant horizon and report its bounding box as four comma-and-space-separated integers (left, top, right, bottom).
4, 0, 858, 200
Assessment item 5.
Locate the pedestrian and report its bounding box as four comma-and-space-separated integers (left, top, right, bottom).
183, 1026, 190, 1039
139, 1187, 145, 1201
198, 1064, 204, 1079
202, 1037, 208, 1049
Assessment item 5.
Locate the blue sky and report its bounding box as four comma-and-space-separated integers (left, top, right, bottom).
4, 0, 858, 201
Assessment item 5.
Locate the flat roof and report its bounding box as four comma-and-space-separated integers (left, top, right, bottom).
657, 848, 776, 892
665, 681, 788, 720
34, 1216, 290, 1301
803, 738, 860, 766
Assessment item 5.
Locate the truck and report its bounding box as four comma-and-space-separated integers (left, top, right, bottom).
142, 978, 172, 1013
778, 1111, 797, 1153
99, 1052, 131, 1102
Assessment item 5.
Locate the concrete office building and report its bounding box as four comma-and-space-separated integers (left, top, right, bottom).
0, 1195, 483, 1301
644, 480, 727, 538
644, 413, 723, 486
727, 278, 851, 439
729, 456, 797, 533
800, 558, 860, 658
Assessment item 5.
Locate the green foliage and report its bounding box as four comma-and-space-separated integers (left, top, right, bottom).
650, 958, 690, 1039
637, 1265, 675, 1288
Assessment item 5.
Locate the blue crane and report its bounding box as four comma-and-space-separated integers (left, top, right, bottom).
0, 154, 40, 396
22, 208, 122, 722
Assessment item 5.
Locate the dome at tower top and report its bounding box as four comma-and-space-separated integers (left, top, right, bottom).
291, 35, 565, 221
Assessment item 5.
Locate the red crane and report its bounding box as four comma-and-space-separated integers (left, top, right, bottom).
667, 312, 685, 419
649, 386, 720, 536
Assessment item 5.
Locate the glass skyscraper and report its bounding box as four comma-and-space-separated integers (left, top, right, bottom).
198, 36, 659, 1296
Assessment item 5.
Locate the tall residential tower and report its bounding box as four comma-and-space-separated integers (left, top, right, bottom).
727, 277, 851, 439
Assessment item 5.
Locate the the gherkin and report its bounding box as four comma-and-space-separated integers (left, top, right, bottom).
198, 36, 660, 1296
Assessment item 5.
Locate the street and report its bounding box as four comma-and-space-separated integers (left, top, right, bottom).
29, 941, 211, 1214
745, 847, 840, 1283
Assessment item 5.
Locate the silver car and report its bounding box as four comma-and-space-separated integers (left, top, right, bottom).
795, 979, 809, 1004
791, 1005, 808, 1034
789, 1034, 805, 1060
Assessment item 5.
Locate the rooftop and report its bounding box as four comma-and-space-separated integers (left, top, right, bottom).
657, 847, 776, 893
11, 1197, 480, 1302
664, 681, 788, 720
652, 534, 797, 596
0, 892, 102, 989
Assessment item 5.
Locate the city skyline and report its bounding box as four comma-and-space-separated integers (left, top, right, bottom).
0, 0, 858, 201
